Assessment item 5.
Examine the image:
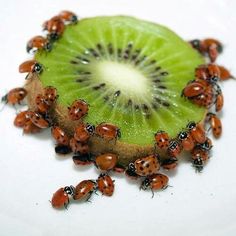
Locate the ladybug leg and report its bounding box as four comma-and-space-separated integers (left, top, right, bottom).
64, 202, 69, 210
151, 189, 154, 199
85, 191, 94, 203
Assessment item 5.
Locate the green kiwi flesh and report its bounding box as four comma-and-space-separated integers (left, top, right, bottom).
34, 16, 205, 147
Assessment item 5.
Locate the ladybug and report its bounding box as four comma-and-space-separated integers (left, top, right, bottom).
189, 85, 214, 108
187, 121, 206, 144
167, 139, 182, 157
154, 130, 170, 149
69, 137, 89, 154
23, 120, 41, 134
14, 110, 30, 127
51, 185, 75, 209
95, 153, 118, 171
97, 173, 115, 197
59, 10, 78, 24
19, 59, 43, 74
189, 39, 201, 51
73, 153, 93, 165
51, 126, 70, 146
43, 86, 58, 106
200, 38, 223, 62
218, 65, 235, 81
73, 180, 97, 201
161, 157, 178, 170
68, 99, 89, 120
127, 154, 160, 177
182, 81, 206, 98
191, 146, 209, 172
215, 88, 224, 112
26, 35, 52, 53
140, 173, 169, 197
55, 145, 72, 155
43, 16, 65, 40
95, 123, 121, 141
206, 113, 222, 138
178, 131, 195, 151
2, 87, 27, 105
125, 168, 140, 179
74, 123, 95, 143
35, 94, 50, 114
26, 111, 50, 129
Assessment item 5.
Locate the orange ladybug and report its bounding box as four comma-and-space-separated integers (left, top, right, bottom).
73, 180, 97, 201
182, 81, 206, 98
51, 186, 75, 209
127, 154, 160, 177
178, 131, 195, 151
51, 126, 70, 146
214, 86, 224, 112
187, 121, 206, 144
218, 65, 235, 81
35, 94, 50, 114
23, 120, 41, 134
26, 111, 50, 129
154, 130, 170, 149
73, 153, 93, 165
19, 59, 43, 74
2, 87, 27, 105
43, 86, 58, 106
26, 35, 52, 53
197, 137, 213, 152
14, 110, 30, 127
68, 99, 89, 120
95, 153, 118, 171
195, 64, 220, 84
206, 113, 222, 138
59, 10, 78, 24
74, 123, 95, 143
161, 157, 178, 170
97, 173, 115, 197
140, 173, 169, 197
191, 146, 209, 172
43, 16, 65, 40
69, 137, 89, 154
95, 123, 121, 140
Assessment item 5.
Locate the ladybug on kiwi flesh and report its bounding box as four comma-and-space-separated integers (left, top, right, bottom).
68, 99, 89, 121
51, 186, 75, 209
59, 10, 78, 24
74, 123, 95, 143
154, 130, 170, 149
95, 123, 121, 141
43, 86, 58, 106
26, 35, 52, 53
19, 59, 43, 75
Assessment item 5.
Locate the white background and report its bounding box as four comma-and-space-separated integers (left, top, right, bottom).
0, 0, 236, 235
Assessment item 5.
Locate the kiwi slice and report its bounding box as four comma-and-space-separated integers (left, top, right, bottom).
26, 16, 206, 165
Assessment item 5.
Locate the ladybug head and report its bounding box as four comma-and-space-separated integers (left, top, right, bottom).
117, 129, 121, 138
33, 63, 43, 74
44, 41, 52, 52
127, 162, 136, 173
86, 124, 95, 135
48, 32, 59, 42
140, 178, 151, 190
192, 158, 204, 172
178, 131, 188, 140
187, 121, 196, 130
64, 185, 75, 196
189, 39, 201, 50
199, 138, 213, 151
71, 15, 78, 24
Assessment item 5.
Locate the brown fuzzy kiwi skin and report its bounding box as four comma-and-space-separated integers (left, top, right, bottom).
24, 73, 162, 166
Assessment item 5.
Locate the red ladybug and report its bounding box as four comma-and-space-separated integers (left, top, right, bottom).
26, 35, 52, 53
218, 65, 235, 81
127, 154, 160, 177
43, 86, 58, 106
140, 173, 169, 197
59, 10, 78, 24
206, 113, 222, 138
19, 59, 43, 74
178, 131, 195, 151
2, 87, 27, 105
74, 123, 95, 143
26, 111, 50, 129
97, 173, 115, 197
73, 180, 97, 201
68, 99, 89, 120
69, 137, 89, 154
195, 64, 220, 84
51, 126, 70, 146
73, 153, 93, 165
191, 146, 209, 172
43, 16, 65, 40
167, 139, 182, 157
35, 94, 50, 114
187, 121, 206, 144
51, 186, 75, 209
95, 123, 121, 140
95, 153, 118, 171
182, 81, 206, 98
55, 145, 72, 155
215, 89, 224, 112
161, 157, 178, 170
197, 137, 213, 151
14, 110, 30, 127
154, 130, 169, 149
